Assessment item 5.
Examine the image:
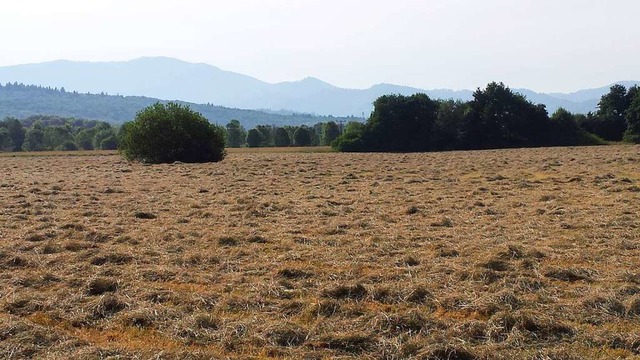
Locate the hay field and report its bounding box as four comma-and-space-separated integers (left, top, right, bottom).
1, 145, 639, 359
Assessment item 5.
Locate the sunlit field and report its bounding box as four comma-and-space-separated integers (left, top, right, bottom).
1, 145, 639, 359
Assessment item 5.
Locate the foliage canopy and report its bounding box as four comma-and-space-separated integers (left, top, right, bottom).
118, 102, 226, 163
624, 87, 640, 143
333, 82, 607, 152
293, 127, 312, 146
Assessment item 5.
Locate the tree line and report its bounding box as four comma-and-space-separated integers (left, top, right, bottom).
332, 82, 640, 152
3, 82, 639, 154
0, 116, 118, 152
225, 120, 342, 148
0, 113, 341, 153
226, 82, 640, 151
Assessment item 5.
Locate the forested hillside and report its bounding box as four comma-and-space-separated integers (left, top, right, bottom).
0, 83, 359, 128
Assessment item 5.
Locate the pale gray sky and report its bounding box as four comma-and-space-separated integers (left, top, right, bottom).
1, 0, 638, 92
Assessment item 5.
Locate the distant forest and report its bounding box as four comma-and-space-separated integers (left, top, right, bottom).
0, 83, 360, 128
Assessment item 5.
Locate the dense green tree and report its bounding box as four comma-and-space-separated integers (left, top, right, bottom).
575, 112, 598, 135
460, 82, 550, 149
93, 128, 117, 149
95, 121, 113, 131
59, 140, 79, 151
282, 126, 298, 143
293, 126, 312, 146
274, 127, 291, 147
550, 108, 578, 130
594, 84, 630, 141
98, 135, 118, 150
22, 126, 46, 151
322, 121, 341, 145
432, 100, 468, 150
118, 102, 226, 163
624, 88, 640, 143
549, 108, 604, 146
0, 127, 10, 151
343, 121, 365, 135
75, 128, 97, 150
376, 93, 438, 151
343, 93, 439, 152
256, 125, 274, 147
225, 119, 247, 147
332, 121, 366, 151
44, 126, 74, 150
246, 129, 264, 148
4, 118, 25, 151
627, 86, 639, 105
580, 85, 640, 141
311, 123, 323, 146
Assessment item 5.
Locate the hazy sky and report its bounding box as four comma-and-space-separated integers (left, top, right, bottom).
2, 0, 639, 92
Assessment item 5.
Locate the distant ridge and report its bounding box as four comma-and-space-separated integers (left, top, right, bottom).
0, 57, 638, 116
0, 83, 358, 128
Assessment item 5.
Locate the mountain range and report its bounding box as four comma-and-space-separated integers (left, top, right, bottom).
0, 57, 638, 117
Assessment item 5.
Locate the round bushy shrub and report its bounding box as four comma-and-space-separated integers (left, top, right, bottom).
118, 102, 226, 163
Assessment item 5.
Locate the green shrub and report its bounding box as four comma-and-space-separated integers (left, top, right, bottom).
118, 102, 226, 163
